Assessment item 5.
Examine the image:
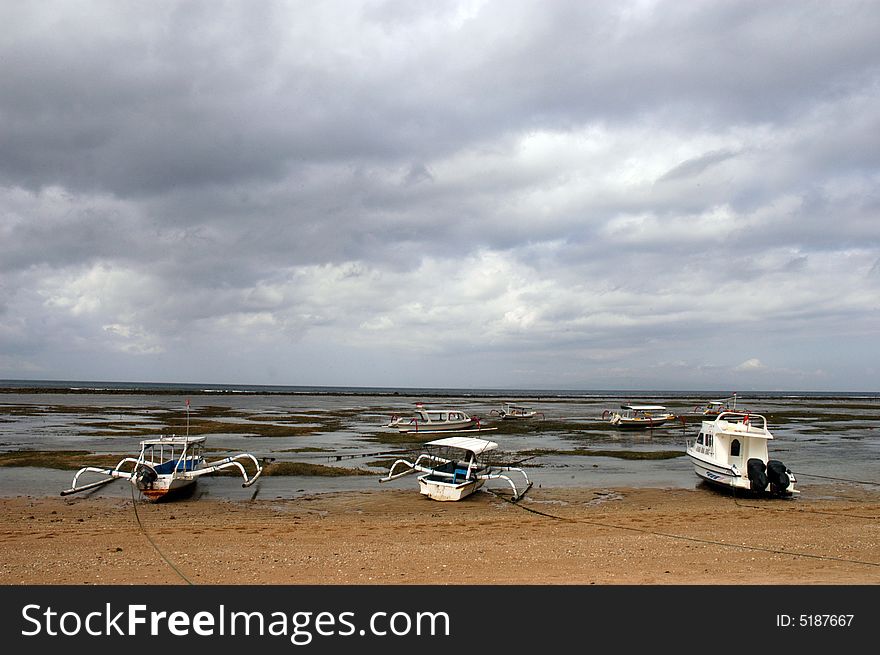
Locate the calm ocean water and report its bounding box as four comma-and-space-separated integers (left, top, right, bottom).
0, 379, 877, 500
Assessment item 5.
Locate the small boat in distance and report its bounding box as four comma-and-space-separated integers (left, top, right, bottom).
686, 411, 797, 496
386, 403, 495, 434
379, 436, 532, 501
61, 402, 262, 501
694, 394, 738, 417
490, 403, 545, 420
603, 405, 675, 429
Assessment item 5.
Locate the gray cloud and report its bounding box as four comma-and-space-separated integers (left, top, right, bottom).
1, 0, 878, 390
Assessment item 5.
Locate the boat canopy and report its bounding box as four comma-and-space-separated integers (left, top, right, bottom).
620, 405, 667, 411
425, 436, 498, 454
140, 435, 206, 447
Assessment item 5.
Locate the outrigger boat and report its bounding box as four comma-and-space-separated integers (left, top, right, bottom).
62, 435, 262, 501
603, 404, 675, 429
694, 394, 738, 417
61, 435, 263, 501
686, 411, 797, 496
490, 403, 545, 420
386, 403, 495, 434
379, 436, 532, 501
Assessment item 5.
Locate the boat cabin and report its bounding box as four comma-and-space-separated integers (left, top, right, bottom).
619, 404, 667, 417
690, 413, 770, 472
138, 435, 206, 474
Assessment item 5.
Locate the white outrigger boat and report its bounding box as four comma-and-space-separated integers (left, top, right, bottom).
379, 436, 532, 501
386, 403, 495, 434
686, 411, 797, 496
604, 404, 675, 429
490, 403, 545, 420
694, 394, 738, 417
61, 435, 263, 501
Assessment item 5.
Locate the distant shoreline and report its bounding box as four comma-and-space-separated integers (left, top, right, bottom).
1, 380, 877, 399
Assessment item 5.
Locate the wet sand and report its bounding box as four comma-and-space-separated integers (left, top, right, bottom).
1, 485, 878, 585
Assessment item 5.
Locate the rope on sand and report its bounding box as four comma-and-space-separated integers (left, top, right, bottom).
729, 471, 880, 520
485, 489, 880, 569
130, 484, 194, 585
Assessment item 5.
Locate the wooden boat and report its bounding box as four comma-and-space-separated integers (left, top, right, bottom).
686, 411, 797, 495
694, 394, 738, 417
604, 404, 675, 429
379, 436, 532, 501
386, 403, 495, 434
62, 402, 262, 500
490, 403, 544, 420
61, 434, 263, 501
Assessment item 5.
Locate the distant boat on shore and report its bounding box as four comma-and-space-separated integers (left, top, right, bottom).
603, 404, 675, 429
385, 403, 495, 434
490, 403, 545, 420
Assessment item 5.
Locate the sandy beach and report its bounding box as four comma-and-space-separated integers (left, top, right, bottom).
2, 484, 878, 585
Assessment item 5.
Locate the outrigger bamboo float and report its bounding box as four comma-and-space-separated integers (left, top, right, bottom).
379, 436, 532, 501
61, 435, 263, 501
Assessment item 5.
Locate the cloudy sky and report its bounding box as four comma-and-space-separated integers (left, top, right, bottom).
1, 0, 878, 391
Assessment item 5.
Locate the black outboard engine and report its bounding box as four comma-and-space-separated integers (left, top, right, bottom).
746, 458, 767, 492
135, 464, 158, 489
766, 459, 791, 494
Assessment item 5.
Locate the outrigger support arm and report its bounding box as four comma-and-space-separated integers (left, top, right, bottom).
484, 466, 533, 502
379, 459, 417, 482
379, 453, 447, 482
190, 454, 263, 487
61, 457, 142, 496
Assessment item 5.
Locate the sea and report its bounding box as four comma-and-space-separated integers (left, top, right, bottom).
0, 379, 877, 500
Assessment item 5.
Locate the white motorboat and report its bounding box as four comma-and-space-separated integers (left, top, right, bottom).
490, 403, 545, 420
386, 403, 494, 434
604, 404, 675, 429
686, 411, 798, 495
379, 436, 532, 501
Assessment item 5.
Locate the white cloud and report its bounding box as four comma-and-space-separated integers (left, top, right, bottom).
735, 358, 766, 372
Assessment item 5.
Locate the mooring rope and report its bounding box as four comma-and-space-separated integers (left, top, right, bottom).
791, 471, 880, 486
485, 489, 880, 569
727, 470, 880, 519
129, 483, 194, 585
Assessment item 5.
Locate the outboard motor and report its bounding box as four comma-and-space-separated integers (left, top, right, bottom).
135, 464, 158, 489
767, 459, 791, 494
746, 458, 767, 492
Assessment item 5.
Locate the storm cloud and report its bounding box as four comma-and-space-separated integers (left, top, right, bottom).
1, 0, 878, 390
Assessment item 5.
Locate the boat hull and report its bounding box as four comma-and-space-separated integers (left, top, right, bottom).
686, 451, 750, 491
137, 475, 198, 501
418, 474, 484, 501
611, 417, 671, 429
686, 450, 797, 496
396, 420, 478, 433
